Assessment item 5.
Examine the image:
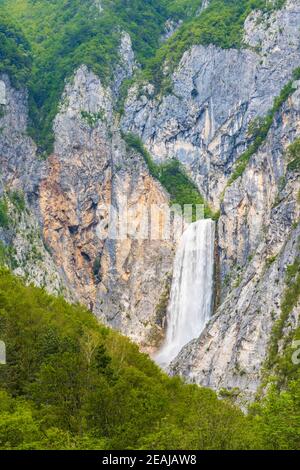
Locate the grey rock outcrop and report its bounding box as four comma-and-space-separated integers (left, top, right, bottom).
113, 32, 137, 99
0, 76, 40, 196
161, 19, 183, 42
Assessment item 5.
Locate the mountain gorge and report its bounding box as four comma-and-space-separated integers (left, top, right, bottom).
0, 0, 299, 450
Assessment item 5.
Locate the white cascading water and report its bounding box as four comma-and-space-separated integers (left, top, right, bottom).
155, 219, 215, 368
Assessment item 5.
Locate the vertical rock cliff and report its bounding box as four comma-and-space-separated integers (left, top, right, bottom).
0, 75, 64, 294
38, 65, 175, 347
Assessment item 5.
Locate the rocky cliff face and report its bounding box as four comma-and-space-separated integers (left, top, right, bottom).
122, 0, 300, 208
0, 75, 64, 294
1, 0, 300, 398
121, 0, 300, 396
1, 59, 175, 348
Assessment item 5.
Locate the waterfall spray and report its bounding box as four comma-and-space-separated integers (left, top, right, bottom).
155, 219, 215, 368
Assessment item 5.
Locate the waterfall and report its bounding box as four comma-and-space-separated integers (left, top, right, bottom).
155, 219, 215, 368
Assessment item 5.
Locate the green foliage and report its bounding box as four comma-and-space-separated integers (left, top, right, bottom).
166, 0, 202, 20
227, 67, 300, 186
266, 254, 278, 268
0, 242, 17, 270
122, 132, 159, 177
0, 191, 25, 233
159, 160, 203, 208
0, 389, 106, 450
7, 190, 25, 213
80, 110, 105, 128
123, 133, 215, 219
0, 269, 299, 449
0, 242, 7, 265
250, 381, 300, 450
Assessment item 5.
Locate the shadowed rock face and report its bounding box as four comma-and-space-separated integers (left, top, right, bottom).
1, 1, 300, 397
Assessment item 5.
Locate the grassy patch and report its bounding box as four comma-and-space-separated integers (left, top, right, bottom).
7, 190, 26, 213
0, 241, 17, 269
80, 110, 106, 128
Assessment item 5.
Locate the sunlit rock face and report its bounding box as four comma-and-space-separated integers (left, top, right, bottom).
170, 83, 300, 401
